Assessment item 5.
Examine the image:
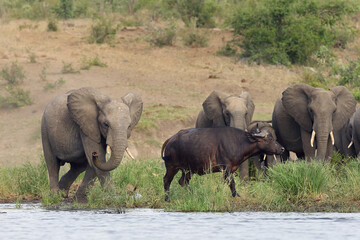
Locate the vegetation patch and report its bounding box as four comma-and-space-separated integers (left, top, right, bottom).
0, 61, 25, 85
80, 55, 107, 70
88, 17, 119, 45
148, 24, 177, 47
136, 104, 198, 131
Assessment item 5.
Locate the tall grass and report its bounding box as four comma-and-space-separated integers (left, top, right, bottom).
2, 157, 360, 212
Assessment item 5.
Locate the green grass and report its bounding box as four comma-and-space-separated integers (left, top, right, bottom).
136, 104, 198, 131
3, 156, 360, 212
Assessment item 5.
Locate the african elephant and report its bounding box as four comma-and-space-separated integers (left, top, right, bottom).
272, 84, 356, 161
41, 87, 143, 200
195, 90, 255, 179
334, 112, 356, 157
248, 120, 280, 175
350, 108, 360, 157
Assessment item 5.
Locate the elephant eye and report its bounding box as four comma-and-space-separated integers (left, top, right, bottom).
104, 122, 110, 128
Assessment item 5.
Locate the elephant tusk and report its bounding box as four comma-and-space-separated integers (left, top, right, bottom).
263, 154, 266, 161
330, 131, 335, 145
311, 130, 316, 148
126, 147, 135, 160
348, 140, 354, 149
273, 154, 278, 163
106, 145, 111, 154
105, 145, 112, 161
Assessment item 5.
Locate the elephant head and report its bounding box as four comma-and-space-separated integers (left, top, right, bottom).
202, 91, 255, 130
281, 84, 356, 160
67, 87, 143, 171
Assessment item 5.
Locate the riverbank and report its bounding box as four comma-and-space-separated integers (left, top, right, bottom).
1, 156, 360, 212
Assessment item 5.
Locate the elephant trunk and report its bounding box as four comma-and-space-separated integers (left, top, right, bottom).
315, 132, 331, 160
93, 128, 128, 171
231, 113, 247, 130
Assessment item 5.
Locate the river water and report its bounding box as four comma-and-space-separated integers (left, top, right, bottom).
1, 204, 360, 240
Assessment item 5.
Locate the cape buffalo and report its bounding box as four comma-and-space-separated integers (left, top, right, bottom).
161, 127, 284, 201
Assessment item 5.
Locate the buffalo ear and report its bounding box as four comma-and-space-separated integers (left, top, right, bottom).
331, 86, 356, 130
67, 87, 111, 143
202, 91, 228, 126
282, 84, 313, 132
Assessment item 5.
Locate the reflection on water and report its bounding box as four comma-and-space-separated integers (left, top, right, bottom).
1, 204, 360, 240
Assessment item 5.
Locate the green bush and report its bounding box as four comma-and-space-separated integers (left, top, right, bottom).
231, 0, 359, 65
88, 17, 118, 45
53, 0, 74, 19
337, 58, 360, 88
148, 24, 177, 47
0, 61, 25, 85
183, 29, 209, 47
0, 87, 33, 109
167, 0, 217, 28
47, 18, 58, 32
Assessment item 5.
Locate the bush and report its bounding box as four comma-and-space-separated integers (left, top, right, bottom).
88, 17, 118, 45
0, 61, 25, 85
337, 58, 360, 88
47, 18, 58, 32
0, 87, 33, 109
148, 24, 177, 47
231, 0, 359, 65
167, 0, 217, 28
53, 0, 74, 19
183, 29, 209, 48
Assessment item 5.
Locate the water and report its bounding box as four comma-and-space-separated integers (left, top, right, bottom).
1, 204, 360, 240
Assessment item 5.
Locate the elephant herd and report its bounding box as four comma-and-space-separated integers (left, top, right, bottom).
40, 83, 358, 201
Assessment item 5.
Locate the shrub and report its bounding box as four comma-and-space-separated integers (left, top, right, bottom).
337, 58, 360, 88
53, 0, 74, 19
0, 61, 25, 85
47, 18, 58, 32
88, 17, 118, 45
0, 87, 33, 109
231, 0, 359, 65
80, 55, 107, 70
148, 24, 177, 47
43, 78, 66, 91
170, 0, 217, 28
183, 28, 209, 48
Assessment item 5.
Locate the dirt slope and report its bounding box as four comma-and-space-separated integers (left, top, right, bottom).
0, 19, 302, 166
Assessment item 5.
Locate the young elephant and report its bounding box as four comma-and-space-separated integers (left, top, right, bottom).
161, 127, 284, 201
334, 113, 356, 157
41, 87, 143, 200
247, 120, 281, 174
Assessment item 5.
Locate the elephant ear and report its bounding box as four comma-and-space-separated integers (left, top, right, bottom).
202, 91, 228, 126
67, 87, 111, 143
240, 92, 255, 127
331, 86, 356, 130
282, 84, 314, 132
122, 91, 143, 131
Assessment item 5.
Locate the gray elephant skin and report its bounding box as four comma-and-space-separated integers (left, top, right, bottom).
195, 90, 255, 179
248, 120, 280, 174
334, 112, 356, 157
41, 87, 143, 200
350, 108, 360, 157
272, 84, 356, 161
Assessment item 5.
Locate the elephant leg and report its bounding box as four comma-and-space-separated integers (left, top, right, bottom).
184, 172, 191, 185
94, 168, 111, 188
280, 149, 290, 162
178, 170, 186, 186
296, 152, 305, 160
58, 161, 87, 197
238, 160, 249, 180
163, 167, 178, 201
42, 135, 60, 192
75, 165, 97, 202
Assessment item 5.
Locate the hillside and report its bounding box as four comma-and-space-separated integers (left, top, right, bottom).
0, 18, 342, 166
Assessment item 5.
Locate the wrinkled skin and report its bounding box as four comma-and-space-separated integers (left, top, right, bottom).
351, 108, 360, 157
41, 87, 143, 201
195, 91, 255, 179
161, 127, 284, 201
272, 84, 356, 161
248, 120, 280, 174
334, 112, 356, 157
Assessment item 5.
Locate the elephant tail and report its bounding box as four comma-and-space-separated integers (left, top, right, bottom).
161, 137, 171, 162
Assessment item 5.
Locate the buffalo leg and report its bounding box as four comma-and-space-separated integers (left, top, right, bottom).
224, 170, 239, 197
163, 167, 178, 201
178, 171, 191, 186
